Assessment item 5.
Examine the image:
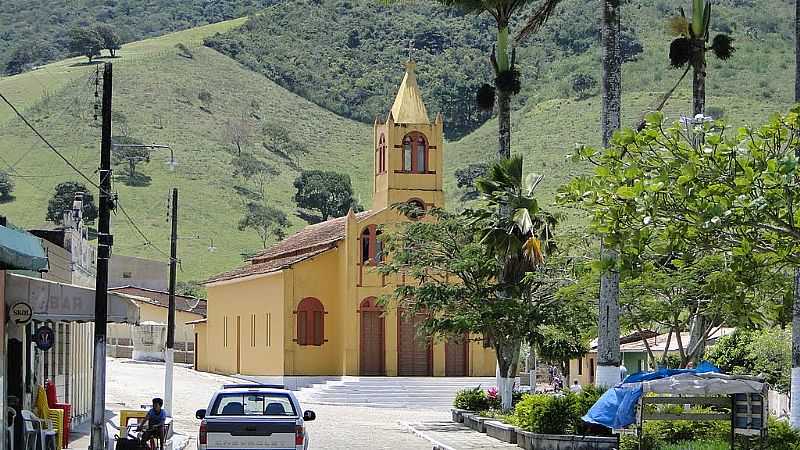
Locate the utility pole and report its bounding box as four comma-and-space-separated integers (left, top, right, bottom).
165, 188, 178, 414
91, 62, 113, 450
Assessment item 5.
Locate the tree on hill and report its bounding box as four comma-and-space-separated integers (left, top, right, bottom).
46, 181, 98, 224
112, 136, 151, 186
68, 28, 104, 62
231, 153, 278, 199
293, 170, 361, 223
238, 202, 289, 248
95, 24, 122, 57
224, 114, 254, 156
454, 162, 489, 201
0, 171, 14, 202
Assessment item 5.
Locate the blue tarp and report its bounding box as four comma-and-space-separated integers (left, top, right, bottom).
581, 362, 722, 430
0, 225, 47, 271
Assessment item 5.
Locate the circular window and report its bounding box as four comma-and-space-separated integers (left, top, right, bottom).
406, 199, 426, 220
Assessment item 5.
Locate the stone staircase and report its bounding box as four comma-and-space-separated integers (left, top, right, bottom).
296, 376, 496, 409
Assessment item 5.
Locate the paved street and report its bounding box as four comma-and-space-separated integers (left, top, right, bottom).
96, 358, 441, 449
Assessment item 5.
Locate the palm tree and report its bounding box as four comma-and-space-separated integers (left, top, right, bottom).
437, 0, 561, 159
474, 155, 557, 409
668, 0, 734, 116
594, 0, 624, 389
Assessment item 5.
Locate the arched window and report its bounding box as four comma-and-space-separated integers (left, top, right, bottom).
360, 225, 383, 265
405, 199, 426, 220
296, 297, 325, 346
376, 134, 386, 174
401, 133, 428, 173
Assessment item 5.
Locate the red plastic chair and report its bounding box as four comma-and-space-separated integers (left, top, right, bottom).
44, 380, 70, 448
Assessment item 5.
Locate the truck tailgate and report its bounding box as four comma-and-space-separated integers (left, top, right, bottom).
206, 418, 297, 449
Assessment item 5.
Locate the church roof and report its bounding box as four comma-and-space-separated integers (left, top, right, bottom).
389, 61, 429, 124
204, 210, 375, 285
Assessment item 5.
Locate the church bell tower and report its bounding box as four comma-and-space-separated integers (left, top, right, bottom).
372, 61, 445, 212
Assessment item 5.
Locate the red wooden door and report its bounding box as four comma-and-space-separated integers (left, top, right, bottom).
359, 298, 385, 376
397, 313, 431, 376
445, 336, 468, 376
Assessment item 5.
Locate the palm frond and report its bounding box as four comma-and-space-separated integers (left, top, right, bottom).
522, 237, 544, 266
710, 34, 735, 60
515, 0, 563, 44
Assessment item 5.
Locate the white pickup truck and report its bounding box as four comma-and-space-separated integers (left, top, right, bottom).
196, 384, 316, 450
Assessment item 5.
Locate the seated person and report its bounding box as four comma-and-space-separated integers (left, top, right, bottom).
139, 398, 168, 450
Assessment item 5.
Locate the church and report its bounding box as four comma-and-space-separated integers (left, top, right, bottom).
194, 61, 496, 378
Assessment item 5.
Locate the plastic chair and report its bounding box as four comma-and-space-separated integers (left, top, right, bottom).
45, 381, 71, 448
21, 411, 55, 450
35, 387, 63, 450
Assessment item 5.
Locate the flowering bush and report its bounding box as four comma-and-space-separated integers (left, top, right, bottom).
453, 386, 488, 411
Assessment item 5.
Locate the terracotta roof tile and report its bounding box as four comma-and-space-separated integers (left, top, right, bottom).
108, 286, 207, 316
249, 210, 374, 263
205, 210, 375, 285
204, 247, 333, 285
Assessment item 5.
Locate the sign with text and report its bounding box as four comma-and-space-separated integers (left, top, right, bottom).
9, 302, 32, 325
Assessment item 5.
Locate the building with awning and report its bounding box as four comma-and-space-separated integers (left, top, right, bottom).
5, 274, 140, 324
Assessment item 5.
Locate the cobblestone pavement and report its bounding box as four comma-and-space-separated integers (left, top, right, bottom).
70, 358, 441, 449
405, 421, 519, 450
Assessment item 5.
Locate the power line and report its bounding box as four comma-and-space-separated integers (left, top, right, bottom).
0, 89, 172, 264
0, 91, 101, 192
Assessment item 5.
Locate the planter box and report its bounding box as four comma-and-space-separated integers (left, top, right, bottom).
485, 420, 517, 444
516, 430, 619, 450
463, 414, 491, 433
451, 409, 470, 423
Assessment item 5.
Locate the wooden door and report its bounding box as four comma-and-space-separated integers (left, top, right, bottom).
359, 298, 385, 376
445, 336, 468, 377
397, 313, 431, 376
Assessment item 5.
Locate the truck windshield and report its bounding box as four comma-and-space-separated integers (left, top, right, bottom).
211, 393, 297, 416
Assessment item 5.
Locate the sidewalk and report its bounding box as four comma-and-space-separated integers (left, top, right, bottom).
402, 420, 518, 450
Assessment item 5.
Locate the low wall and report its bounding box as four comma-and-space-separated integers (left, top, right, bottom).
516, 431, 619, 450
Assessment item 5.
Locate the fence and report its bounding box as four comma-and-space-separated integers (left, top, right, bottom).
769, 390, 790, 420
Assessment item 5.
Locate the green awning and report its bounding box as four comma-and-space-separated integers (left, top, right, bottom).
0, 225, 48, 272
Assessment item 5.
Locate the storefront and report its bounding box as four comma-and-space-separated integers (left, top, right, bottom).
4, 273, 139, 448
1, 221, 49, 450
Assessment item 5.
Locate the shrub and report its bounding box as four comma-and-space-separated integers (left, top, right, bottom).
765, 417, 800, 450
572, 386, 608, 435
705, 328, 790, 393
453, 387, 488, 411
511, 393, 578, 435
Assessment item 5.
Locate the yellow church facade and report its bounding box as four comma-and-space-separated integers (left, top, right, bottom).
195, 62, 496, 378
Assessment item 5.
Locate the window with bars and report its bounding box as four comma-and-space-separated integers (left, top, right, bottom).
360, 225, 384, 265
295, 298, 325, 346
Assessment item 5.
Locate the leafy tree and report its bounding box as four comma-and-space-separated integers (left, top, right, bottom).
293, 170, 360, 222
454, 162, 489, 201
46, 181, 98, 224
706, 328, 791, 393
111, 136, 151, 185
95, 24, 122, 57
67, 27, 103, 62
383, 156, 565, 411
570, 73, 597, 99
0, 171, 14, 201
231, 153, 278, 199
560, 107, 800, 423
667, 0, 735, 115
4, 45, 34, 75
238, 202, 289, 248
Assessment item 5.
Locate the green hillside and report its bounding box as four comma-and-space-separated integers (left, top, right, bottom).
0, 0, 275, 74
0, 0, 796, 286
0, 21, 373, 284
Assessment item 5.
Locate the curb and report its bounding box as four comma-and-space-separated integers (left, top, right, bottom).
398, 421, 456, 450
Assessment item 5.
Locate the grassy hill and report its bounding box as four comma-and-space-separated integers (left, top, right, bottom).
0, 0, 275, 74
0, 20, 374, 285
0, 0, 796, 286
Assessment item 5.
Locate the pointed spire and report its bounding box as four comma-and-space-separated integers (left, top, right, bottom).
389, 60, 430, 124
